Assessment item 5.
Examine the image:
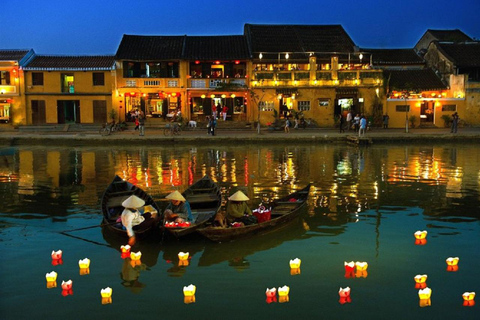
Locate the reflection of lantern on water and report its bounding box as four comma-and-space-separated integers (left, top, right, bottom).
266, 288, 277, 303
418, 287, 432, 300
290, 267, 301, 275
338, 287, 351, 304
344, 261, 355, 278
414, 230, 428, 240
414, 274, 428, 289
46, 271, 58, 288
462, 292, 475, 307
178, 252, 189, 261
178, 259, 190, 267
61, 280, 73, 296
130, 251, 142, 261
80, 267, 90, 275
184, 295, 196, 304
279, 295, 290, 303
419, 298, 431, 307
121, 252, 130, 259
130, 259, 142, 268
278, 286, 290, 296
415, 239, 427, 245
446, 257, 459, 271
355, 270, 368, 278
183, 284, 196, 297
101, 287, 113, 305
289, 258, 301, 269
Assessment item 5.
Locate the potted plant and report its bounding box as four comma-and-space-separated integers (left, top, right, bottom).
441, 114, 451, 128
408, 115, 417, 128
108, 109, 117, 123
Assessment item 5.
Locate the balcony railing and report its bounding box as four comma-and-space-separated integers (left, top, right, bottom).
0, 85, 17, 95
188, 78, 247, 89
117, 78, 181, 88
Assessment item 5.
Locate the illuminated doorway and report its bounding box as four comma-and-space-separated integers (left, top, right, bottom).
57, 100, 80, 124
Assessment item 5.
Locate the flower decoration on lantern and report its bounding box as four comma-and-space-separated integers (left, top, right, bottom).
414, 230, 428, 245
462, 292, 475, 307
101, 287, 113, 304
338, 287, 351, 304
355, 261, 368, 278
414, 274, 428, 289
61, 280, 73, 296
266, 287, 277, 304
51, 250, 63, 265
446, 257, 459, 272
344, 261, 355, 278
45, 271, 57, 288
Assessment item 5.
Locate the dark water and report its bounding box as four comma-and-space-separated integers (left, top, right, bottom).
0, 144, 479, 320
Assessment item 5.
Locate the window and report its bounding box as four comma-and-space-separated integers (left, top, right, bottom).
123, 61, 179, 78
32, 72, 44, 86
318, 99, 330, 107
61, 74, 74, 93
396, 105, 410, 112
298, 101, 311, 111
259, 101, 274, 111
92, 73, 105, 86
442, 105, 457, 112
0, 71, 11, 85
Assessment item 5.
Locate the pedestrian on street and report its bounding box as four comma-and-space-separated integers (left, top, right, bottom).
359, 115, 367, 137
346, 110, 353, 131
138, 111, 145, 136
285, 117, 290, 133
451, 112, 459, 133
339, 114, 345, 133
206, 116, 211, 135
383, 114, 390, 129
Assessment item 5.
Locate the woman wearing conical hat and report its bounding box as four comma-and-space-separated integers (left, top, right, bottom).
121, 195, 152, 246
225, 190, 256, 225
164, 190, 193, 223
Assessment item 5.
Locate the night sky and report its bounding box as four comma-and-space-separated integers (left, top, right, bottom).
2, 0, 479, 55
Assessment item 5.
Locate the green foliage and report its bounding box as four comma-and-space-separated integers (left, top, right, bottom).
441, 114, 451, 127
108, 109, 117, 121
409, 115, 417, 128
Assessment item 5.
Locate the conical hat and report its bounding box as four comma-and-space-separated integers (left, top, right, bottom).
228, 190, 249, 201
122, 195, 145, 208
166, 190, 186, 202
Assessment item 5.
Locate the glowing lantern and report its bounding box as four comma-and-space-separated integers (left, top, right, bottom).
355, 269, 368, 278
279, 295, 289, 303
46, 281, 57, 289
414, 230, 428, 240
415, 238, 427, 245
79, 258, 90, 269
344, 261, 355, 278
278, 286, 290, 297
446, 257, 459, 271
183, 284, 196, 297
101, 287, 113, 298
51, 250, 62, 260
462, 292, 475, 307
184, 296, 196, 304
414, 274, 428, 289
419, 299, 431, 307
178, 252, 189, 261
290, 267, 301, 275
80, 268, 90, 275
418, 287, 432, 300
339, 287, 351, 304
289, 258, 301, 269
210, 94, 215, 99
61, 280, 73, 296
121, 245, 131, 254
266, 288, 277, 304
355, 261, 368, 271
130, 251, 142, 261
201, 94, 206, 99
46, 271, 57, 282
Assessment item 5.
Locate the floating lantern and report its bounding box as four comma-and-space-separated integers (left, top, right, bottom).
446, 257, 459, 271
355, 270, 368, 278
46, 281, 57, 289
266, 288, 277, 304
289, 258, 301, 269
101, 287, 113, 298
278, 286, 290, 297
79, 258, 90, 269
178, 259, 189, 267
414, 230, 428, 240
414, 274, 428, 289
344, 261, 355, 278
419, 298, 431, 307
46, 271, 57, 282
183, 284, 196, 297
121, 252, 130, 259
178, 252, 189, 261
279, 295, 290, 303
415, 238, 427, 245
130, 251, 142, 261
61, 280, 73, 296
462, 292, 475, 307
418, 287, 432, 300
290, 267, 301, 275
121, 245, 131, 254
51, 250, 63, 260
80, 268, 90, 275
339, 287, 351, 304
184, 296, 196, 304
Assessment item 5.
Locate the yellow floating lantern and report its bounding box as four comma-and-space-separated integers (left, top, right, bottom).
290, 267, 301, 275
78, 258, 90, 269
178, 252, 189, 261
446, 257, 459, 266
130, 251, 142, 261
355, 261, 368, 271
414, 230, 428, 240
184, 295, 196, 304
183, 284, 196, 297
418, 287, 432, 300
45, 271, 57, 282
100, 287, 113, 298
462, 292, 475, 307
278, 286, 290, 297
289, 258, 301, 269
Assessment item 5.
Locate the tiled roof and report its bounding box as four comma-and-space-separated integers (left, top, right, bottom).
115, 35, 185, 60
436, 42, 480, 67
244, 24, 356, 61
362, 49, 424, 65
183, 36, 250, 60
385, 69, 447, 91
426, 29, 472, 43
23, 55, 115, 70
0, 50, 31, 61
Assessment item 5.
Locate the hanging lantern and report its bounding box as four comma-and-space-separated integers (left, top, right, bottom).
414, 274, 428, 289
278, 286, 290, 297
289, 258, 301, 269
231, 94, 235, 98
285, 53, 289, 60
414, 230, 428, 240
418, 287, 432, 300
210, 94, 215, 99
462, 292, 475, 307
338, 287, 351, 304
130, 251, 142, 261
183, 284, 196, 297
221, 94, 226, 99
201, 94, 206, 99
178, 252, 189, 261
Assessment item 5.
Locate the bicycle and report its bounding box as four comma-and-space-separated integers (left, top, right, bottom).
164, 122, 181, 136
99, 122, 114, 136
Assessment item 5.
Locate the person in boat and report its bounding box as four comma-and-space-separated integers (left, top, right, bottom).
121, 195, 155, 246
225, 190, 257, 226
164, 191, 193, 224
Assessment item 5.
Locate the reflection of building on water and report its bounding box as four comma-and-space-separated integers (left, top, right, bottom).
121, 258, 146, 294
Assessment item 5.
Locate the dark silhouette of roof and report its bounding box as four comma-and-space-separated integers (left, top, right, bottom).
115, 35, 185, 60
362, 48, 424, 65
183, 36, 250, 60
23, 55, 115, 70
426, 29, 473, 43
435, 42, 480, 68
385, 69, 447, 91
0, 50, 31, 61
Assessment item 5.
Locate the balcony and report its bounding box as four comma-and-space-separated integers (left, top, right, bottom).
187, 78, 247, 89
117, 78, 181, 89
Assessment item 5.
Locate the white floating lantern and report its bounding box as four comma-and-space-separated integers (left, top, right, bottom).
418, 287, 432, 300
78, 258, 90, 269
278, 286, 290, 297
289, 258, 301, 269
100, 287, 113, 298
178, 252, 189, 261
45, 271, 57, 282
130, 251, 142, 261
183, 284, 196, 297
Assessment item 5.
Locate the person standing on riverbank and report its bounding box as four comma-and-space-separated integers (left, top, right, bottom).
285, 117, 290, 133
138, 112, 145, 136
359, 115, 367, 137
451, 112, 459, 133
383, 114, 389, 129
339, 114, 345, 133
346, 110, 353, 131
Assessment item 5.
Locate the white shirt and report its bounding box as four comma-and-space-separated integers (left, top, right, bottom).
346, 113, 352, 122
121, 208, 145, 237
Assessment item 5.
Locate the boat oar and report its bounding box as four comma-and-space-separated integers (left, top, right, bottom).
61, 221, 118, 233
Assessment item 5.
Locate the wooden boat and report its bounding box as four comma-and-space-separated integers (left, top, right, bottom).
101, 175, 160, 239
196, 184, 311, 242
163, 175, 222, 238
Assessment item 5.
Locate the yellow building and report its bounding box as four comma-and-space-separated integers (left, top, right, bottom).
22, 55, 115, 125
